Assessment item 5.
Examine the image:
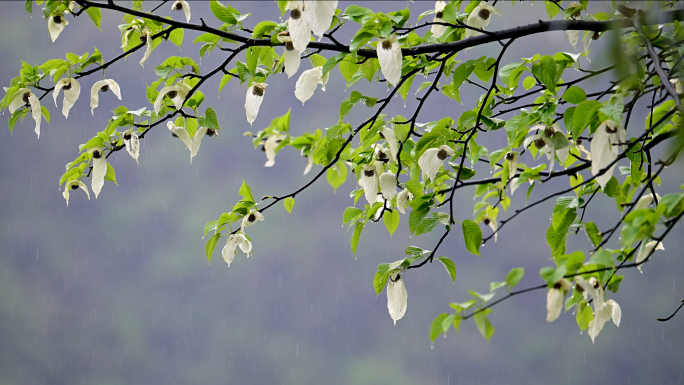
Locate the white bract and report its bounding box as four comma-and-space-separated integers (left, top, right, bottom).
9, 88, 42, 138
636, 240, 665, 273
567, 30, 579, 49
303, 154, 313, 175
48, 13, 68, 42
634, 193, 661, 211
286, 1, 310, 52
304, 1, 338, 40
53, 78, 81, 119
294, 67, 329, 104
171, 1, 191, 22
241, 209, 265, 230
582, 31, 596, 63
431, 1, 448, 38
277, 32, 301, 78
167, 121, 192, 149
377, 34, 402, 86
373, 143, 394, 164
576, 277, 621, 343
505, 152, 518, 180
190, 126, 209, 164
140, 30, 153, 67
483, 215, 498, 242
546, 279, 571, 322
379, 126, 398, 161
90, 147, 107, 199
62, 180, 90, 206
222, 233, 252, 267
387, 272, 408, 325
418, 145, 454, 182
90, 79, 122, 115
396, 188, 414, 214
379, 172, 397, 200
264, 134, 286, 167
465, 3, 501, 39
154, 82, 193, 115
123, 128, 140, 163
361, 164, 379, 205
590, 120, 625, 188
523, 124, 570, 173
245, 83, 267, 125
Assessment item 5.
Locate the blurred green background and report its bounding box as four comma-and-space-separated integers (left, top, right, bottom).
0, 1, 682, 384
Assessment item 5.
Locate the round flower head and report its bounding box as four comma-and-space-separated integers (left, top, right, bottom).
8, 88, 42, 138
418, 144, 454, 182
90, 79, 122, 115
241, 209, 265, 230
387, 272, 408, 325
431, 1, 448, 38
278, 32, 301, 78
62, 180, 90, 206
465, 3, 501, 39
171, 1, 191, 22
376, 34, 402, 86
48, 12, 69, 42
53, 78, 81, 119
294, 67, 329, 104
523, 124, 569, 173
245, 83, 267, 125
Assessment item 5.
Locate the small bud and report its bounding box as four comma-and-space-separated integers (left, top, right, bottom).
436, 11, 443, 19
576, 139, 583, 145
205, 128, 217, 137
285, 41, 295, 51
437, 149, 449, 160
92, 150, 102, 159
70, 184, 79, 190
364, 169, 375, 177
53, 15, 63, 24
534, 138, 546, 149
173, 2, 183, 11
381, 40, 393, 50
544, 125, 555, 138
505, 152, 515, 161
483, 218, 490, 225
22, 91, 31, 105
123, 133, 132, 141
478, 8, 490, 20
62, 82, 72, 91
100, 84, 109, 92
592, 32, 600, 40
166, 90, 177, 99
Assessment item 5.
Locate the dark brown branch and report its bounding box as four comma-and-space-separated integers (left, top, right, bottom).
657, 299, 684, 322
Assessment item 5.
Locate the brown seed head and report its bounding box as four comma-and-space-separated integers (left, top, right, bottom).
71, 184, 79, 190
123, 133, 132, 141
553, 282, 562, 290
285, 41, 295, 51
62, 82, 72, 91
247, 213, 256, 223
92, 150, 102, 159
381, 40, 393, 50
483, 218, 490, 225
505, 152, 515, 161
53, 15, 63, 24
378, 150, 388, 160
437, 148, 449, 160
22, 91, 31, 104
174, 2, 183, 11
363, 169, 375, 177
576, 139, 583, 145
100, 84, 110, 92
544, 125, 555, 138
252, 84, 265, 97
606, 125, 617, 134
171, 132, 179, 138
436, 11, 443, 19
478, 8, 490, 20
576, 284, 585, 293
592, 280, 600, 289
290, 8, 301, 20
206, 128, 217, 137
166, 90, 177, 99
534, 138, 546, 149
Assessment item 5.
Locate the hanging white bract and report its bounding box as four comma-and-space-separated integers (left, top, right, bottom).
140, 30, 153, 67
48, 12, 68, 42
53, 78, 81, 119
418, 145, 454, 182
122, 128, 140, 163
396, 188, 414, 214
376, 34, 402, 86
361, 164, 379, 205
264, 134, 286, 167
245, 82, 267, 125
90, 147, 108, 198
278, 32, 301, 78
62, 180, 90, 206
431, 1, 448, 38
171, 1, 191, 22
154, 82, 193, 114
303, 1, 338, 40
286, 1, 311, 52
379, 172, 397, 200
465, 3, 501, 39
8, 88, 42, 138
590, 120, 625, 188
387, 272, 408, 325
575, 277, 621, 343
294, 67, 329, 104
90, 79, 122, 115
636, 240, 665, 273
222, 233, 252, 267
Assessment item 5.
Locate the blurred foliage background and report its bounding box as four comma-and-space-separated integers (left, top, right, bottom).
0, 1, 682, 384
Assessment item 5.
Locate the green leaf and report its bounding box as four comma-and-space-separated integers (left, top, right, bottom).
505, 267, 525, 289
199, 107, 219, 130
546, 210, 576, 257
343, 207, 365, 224
522, 76, 537, 90
473, 309, 494, 342
603, 176, 622, 198
239, 180, 255, 203
562, 86, 587, 104
572, 100, 601, 139
203, 220, 218, 238
545, 0, 561, 19
205, 233, 221, 262
430, 313, 449, 342
373, 264, 391, 294
85, 7, 102, 29
104, 163, 118, 185
168, 28, 184, 48
326, 161, 348, 192
209, 0, 238, 24
415, 216, 439, 237
283, 197, 295, 213
584, 222, 602, 247
24, 0, 32, 15
462, 220, 483, 257
588, 249, 614, 267
383, 209, 400, 237
252, 20, 277, 38
531, 55, 557, 92
322, 52, 349, 76
351, 222, 364, 257
437, 256, 457, 283
404, 180, 423, 198
576, 301, 593, 331
40, 106, 50, 123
